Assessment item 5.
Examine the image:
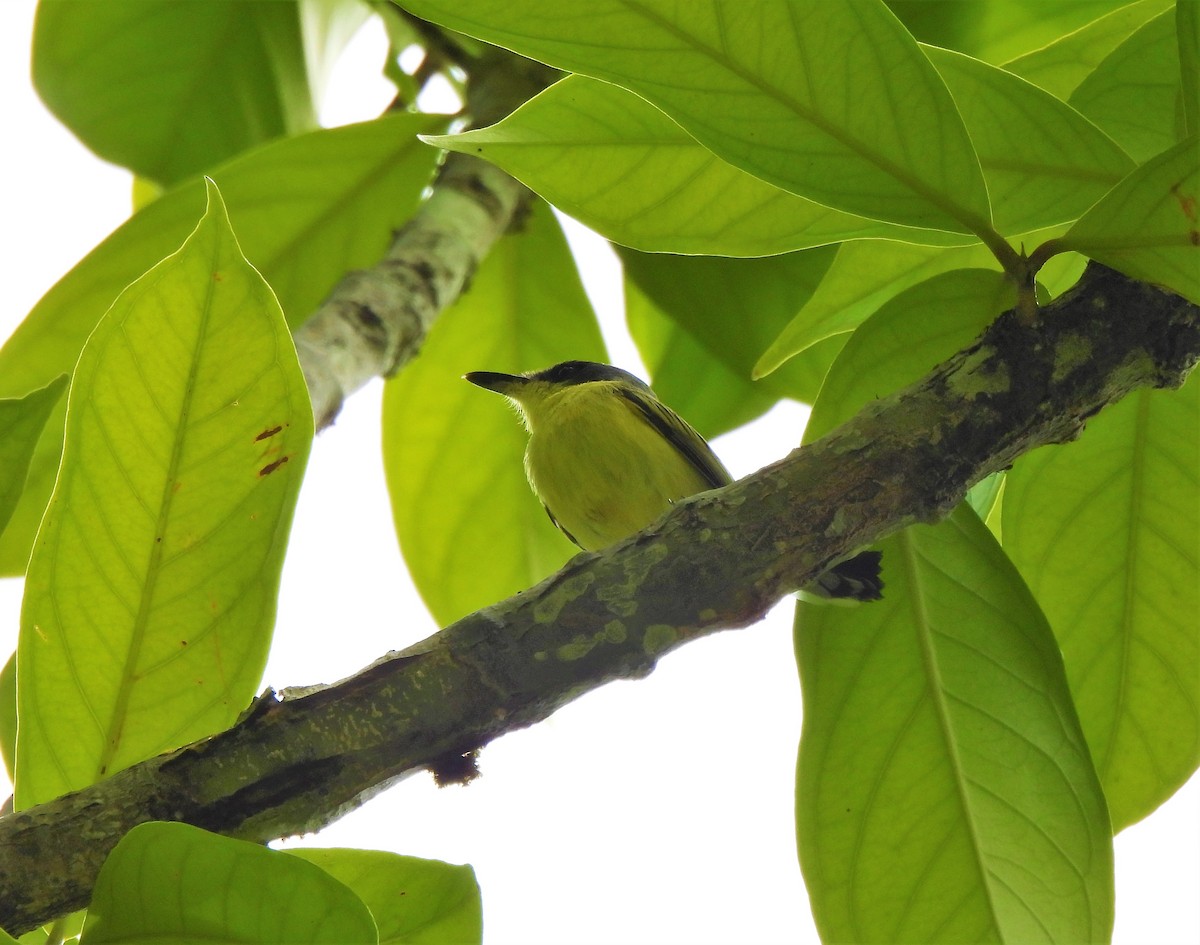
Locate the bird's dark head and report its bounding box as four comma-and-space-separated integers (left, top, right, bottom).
466, 361, 651, 396
465, 361, 654, 430
528, 361, 651, 391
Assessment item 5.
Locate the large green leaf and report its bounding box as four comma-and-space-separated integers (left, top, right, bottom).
793, 270, 1114, 942
796, 506, 1113, 944
1003, 0, 1175, 100
0, 376, 66, 541
424, 76, 976, 256
803, 267, 1015, 444
382, 201, 606, 625
0, 653, 13, 782
620, 247, 839, 438
15, 182, 313, 809
1060, 136, 1200, 304
1180, 0, 1200, 136
289, 849, 482, 945
402, 0, 994, 234
82, 823, 376, 944
629, 277, 833, 439
753, 224, 1092, 378
1068, 8, 1185, 163
1003, 375, 1200, 830
0, 113, 442, 576
888, 0, 1130, 65
924, 45, 1134, 233
755, 242, 1004, 375
33, 1, 319, 185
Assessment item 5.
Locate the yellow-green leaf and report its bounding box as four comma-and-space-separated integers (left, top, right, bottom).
33, 1, 318, 185
796, 506, 1113, 944
1003, 375, 1200, 830
924, 45, 1134, 233
621, 247, 840, 437
403, 0, 993, 233
754, 228, 1086, 377
15, 181, 313, 808
803, 267, 1014, 442
1179, 0, 1200, 136
424, 76, 978, 256
1061, 135, 1200, 304
289, 849, 482, 945
0, 653, 13, 782
0, 113, 442, 576
1003, 0, 1174, 100
1068, 8, 1184, 162
0, 376, 66, 540
83, 823, 376, 944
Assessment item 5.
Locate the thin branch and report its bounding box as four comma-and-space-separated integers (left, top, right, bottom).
1, 265, 1196, 935
293, 50, 557, 429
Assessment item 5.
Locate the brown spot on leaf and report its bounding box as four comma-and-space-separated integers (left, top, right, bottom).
259, 456, 290, 476
1171, 181, 1197, 221
255, 425, 283, 441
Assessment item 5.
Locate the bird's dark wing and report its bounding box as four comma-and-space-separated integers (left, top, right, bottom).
544, 502, 582, 548
615, 387, 733, 488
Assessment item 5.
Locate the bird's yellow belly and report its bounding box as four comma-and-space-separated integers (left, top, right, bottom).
524, 392, 709, 550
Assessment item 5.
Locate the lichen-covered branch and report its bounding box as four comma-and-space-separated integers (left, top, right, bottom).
293, 51, 556, 428
1, 264, 1196, 935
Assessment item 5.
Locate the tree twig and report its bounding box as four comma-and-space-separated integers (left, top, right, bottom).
293, 49, 557, 428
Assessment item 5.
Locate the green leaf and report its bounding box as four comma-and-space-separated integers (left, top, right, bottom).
1003, 0, 1175, 100
13, 912, 85, 945
1180, 0, 1200, 136
924, 45, 1134, 233
15, 181, 313, 809
403, 0, 994, 234
0, 653, 13, 782
33, 1, 318, 185
755, 242, 1007, 376
1068, 9, 1185, 163
796, 275, 1114, 938
1003, 375, 1200, 830
796, 506, 1113, 944
0, 376, 67, 540
82, 823, 376, 944
0, 112, 442, 576
424, 76, 977, 256
804, 268, 1014, 442
889, 0, 1132, 65
289, 849, 482, 945
1060, 135, 1200, 304
382, 201, 606, 625
965, 472, 1005, 525
753, 228, 1092, 379
620, 247, 840, 437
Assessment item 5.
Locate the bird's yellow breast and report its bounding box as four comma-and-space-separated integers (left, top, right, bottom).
521, 382, 711, 550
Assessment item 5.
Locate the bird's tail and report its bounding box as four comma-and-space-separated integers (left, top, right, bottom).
806, 550, 884, 602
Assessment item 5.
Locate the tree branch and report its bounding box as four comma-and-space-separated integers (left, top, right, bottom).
293, 50, 557, 428
2, 264, 1196, 935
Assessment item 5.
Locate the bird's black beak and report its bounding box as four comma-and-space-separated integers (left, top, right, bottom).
464, 371, 524, 394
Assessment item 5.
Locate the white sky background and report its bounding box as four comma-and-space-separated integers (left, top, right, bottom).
1, 6, 1197, 944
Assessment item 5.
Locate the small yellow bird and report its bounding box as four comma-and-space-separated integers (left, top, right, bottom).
466, 361, 882, 600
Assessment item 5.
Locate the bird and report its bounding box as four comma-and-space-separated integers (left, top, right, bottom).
465, 360, 882, 601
